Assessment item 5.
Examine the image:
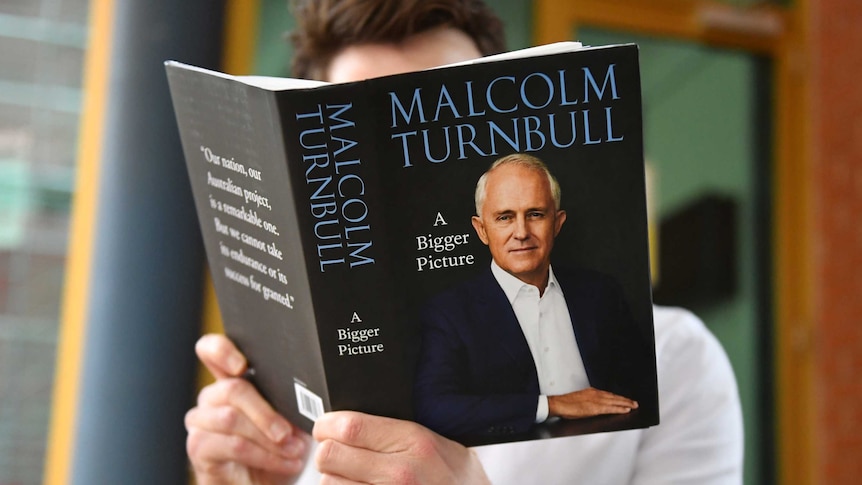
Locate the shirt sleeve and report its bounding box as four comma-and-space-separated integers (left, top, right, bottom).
630, 306, 744, 485
536, 395, 549, 422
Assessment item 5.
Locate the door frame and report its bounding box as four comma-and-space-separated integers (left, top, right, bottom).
533, 1, 813, 483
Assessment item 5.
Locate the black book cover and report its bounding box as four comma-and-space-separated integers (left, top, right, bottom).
166, 42, 658, 446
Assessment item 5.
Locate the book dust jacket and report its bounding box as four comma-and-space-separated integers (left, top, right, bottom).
167, 43, 658, 446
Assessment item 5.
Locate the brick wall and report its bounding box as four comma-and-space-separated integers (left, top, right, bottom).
810, 0, 862, 482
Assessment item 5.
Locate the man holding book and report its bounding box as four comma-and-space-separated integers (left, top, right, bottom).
185, 1, 743, 483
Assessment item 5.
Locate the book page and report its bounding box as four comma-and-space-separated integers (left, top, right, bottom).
166, 42, 588, 91
435, 41, 584, 69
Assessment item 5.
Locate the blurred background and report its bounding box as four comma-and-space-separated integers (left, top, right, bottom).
0, 0, 859, 484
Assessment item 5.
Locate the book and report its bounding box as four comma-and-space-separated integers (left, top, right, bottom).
166, 42, 658, 446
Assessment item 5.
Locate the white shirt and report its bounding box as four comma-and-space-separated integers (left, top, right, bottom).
295, 306, 744, 484
490, 262, 589, 421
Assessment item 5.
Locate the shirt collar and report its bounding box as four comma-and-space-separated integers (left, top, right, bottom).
490, 261, 558, 304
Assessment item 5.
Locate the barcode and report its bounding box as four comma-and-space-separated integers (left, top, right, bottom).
294, 382, 325, 422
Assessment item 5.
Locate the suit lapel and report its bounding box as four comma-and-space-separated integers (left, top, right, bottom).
556, 270, 603, 386
472, 270, 538, 385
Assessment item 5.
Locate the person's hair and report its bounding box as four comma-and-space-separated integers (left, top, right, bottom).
289, 0, 507, 80
474, 153, 562, 215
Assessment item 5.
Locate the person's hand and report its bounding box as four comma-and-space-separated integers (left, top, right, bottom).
548, 387, 638, 419
186, 334, 311, 485
313, 411, 490, 484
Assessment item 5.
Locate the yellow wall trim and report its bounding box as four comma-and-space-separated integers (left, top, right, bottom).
223, 0, 260, 75
774, 2, 815, 482
43, 0, 115, 483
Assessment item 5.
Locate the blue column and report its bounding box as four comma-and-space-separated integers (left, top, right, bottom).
72, 2, 224, 483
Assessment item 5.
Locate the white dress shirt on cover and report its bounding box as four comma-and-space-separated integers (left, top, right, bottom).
490, 261, 590, 422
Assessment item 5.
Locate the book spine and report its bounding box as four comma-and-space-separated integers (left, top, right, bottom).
278, 85, 415, 421
248, 88, 332, 429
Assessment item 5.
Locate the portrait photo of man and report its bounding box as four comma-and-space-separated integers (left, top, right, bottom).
413, 153, 654, 443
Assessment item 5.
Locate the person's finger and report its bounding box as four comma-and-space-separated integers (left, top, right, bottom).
315, 438, 390, 484
313, 411, 423, 453
585, 388, 638, 408
550, 392, 636, 418
587, 401, 633, 414
591, 403, 634, 414
186, 427, 304, 477
198, 377, 296, 443
315, 432, 443, 485
313, 412, 489, 485
185, 404, 306, 459
594, 393, 638, 408
196, 334, 247, 379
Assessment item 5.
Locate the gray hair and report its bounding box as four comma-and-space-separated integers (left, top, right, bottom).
474, 153, 562, 215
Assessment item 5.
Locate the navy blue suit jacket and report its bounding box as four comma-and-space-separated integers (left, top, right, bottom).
413, 267, 649, 440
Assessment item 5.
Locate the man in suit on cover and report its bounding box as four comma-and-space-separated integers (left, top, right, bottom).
414, 153, 651, 441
